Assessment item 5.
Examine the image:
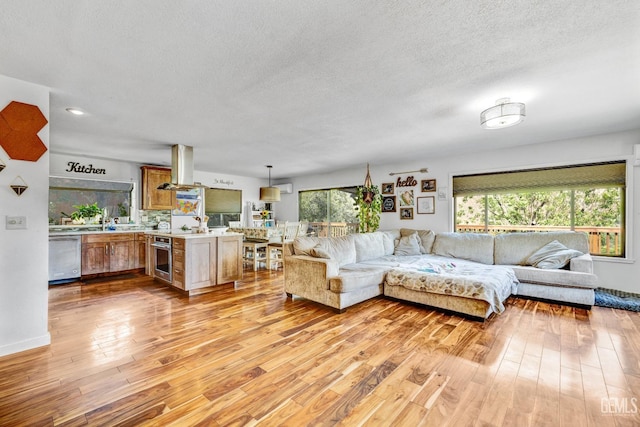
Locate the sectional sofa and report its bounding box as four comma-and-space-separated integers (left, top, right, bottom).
283, 229, 598, 319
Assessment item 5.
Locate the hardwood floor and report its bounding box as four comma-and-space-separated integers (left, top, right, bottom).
1, 270, 640, 426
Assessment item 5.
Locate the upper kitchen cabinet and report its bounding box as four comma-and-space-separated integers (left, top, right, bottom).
141, 166, 172, 210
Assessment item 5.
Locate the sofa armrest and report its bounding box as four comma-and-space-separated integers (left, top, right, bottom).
570, 253, 593, 274
284, 255, 340, 294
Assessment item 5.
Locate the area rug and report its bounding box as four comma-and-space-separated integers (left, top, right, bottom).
595, 288, 640, 312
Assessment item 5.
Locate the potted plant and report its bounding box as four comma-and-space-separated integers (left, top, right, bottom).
117, 203, 129, 224
71, 202, 103, 224
355, 185, 381, 233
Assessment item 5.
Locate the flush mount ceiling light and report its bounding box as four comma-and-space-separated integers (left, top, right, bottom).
65, 108, 85, 115
480, 98, 525, 129
259, 165, 280, 202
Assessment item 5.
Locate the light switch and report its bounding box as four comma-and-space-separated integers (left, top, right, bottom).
6, 216, 27, 229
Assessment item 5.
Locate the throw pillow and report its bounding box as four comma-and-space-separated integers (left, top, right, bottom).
526, 240, 583, 269
401, 228, 436, 253
394, 232, 421, 256
309, 245, 332, 259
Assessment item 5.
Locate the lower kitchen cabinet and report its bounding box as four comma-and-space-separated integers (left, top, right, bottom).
134, 232, 146, 269
168, 234, 242, 295
81, 233, 136, 275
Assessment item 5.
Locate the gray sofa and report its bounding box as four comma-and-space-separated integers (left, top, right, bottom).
284, 229, 598, 319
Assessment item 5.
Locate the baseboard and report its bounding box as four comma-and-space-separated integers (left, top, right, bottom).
0, 332, 51, 358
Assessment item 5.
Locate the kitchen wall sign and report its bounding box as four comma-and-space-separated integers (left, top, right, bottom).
65, 162, 106, 175
0, 101, 48, 162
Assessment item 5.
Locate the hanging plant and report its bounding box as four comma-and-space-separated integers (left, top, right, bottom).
356, 185, 382, 233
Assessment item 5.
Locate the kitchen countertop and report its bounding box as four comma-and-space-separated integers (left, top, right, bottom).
145, 230, 244, 239
49, 227, 152, 236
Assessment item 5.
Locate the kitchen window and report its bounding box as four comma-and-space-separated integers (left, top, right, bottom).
48, 177, 134, 225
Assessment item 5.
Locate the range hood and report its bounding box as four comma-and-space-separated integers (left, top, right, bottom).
157, 144, 204, 191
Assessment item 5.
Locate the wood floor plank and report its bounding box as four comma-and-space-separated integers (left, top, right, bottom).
1, 270, 639, 425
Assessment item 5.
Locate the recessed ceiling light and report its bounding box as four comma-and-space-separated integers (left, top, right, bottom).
65, 108, 85, 116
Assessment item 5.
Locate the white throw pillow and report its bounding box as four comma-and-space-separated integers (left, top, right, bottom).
394, 233, 421, 256
526, 240, 583, 269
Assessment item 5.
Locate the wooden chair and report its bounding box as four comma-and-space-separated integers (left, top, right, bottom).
267, 222, 300, 270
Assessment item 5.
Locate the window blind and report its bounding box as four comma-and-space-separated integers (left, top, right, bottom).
453, 161, 626, 196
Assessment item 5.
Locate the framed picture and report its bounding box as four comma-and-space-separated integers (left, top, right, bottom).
417, 196, 435, 214
400, 207, 414, 220
398, 189, 414, 206
382, 196, 396, 212
421, 179, 436, 192
381, 182, 395, 194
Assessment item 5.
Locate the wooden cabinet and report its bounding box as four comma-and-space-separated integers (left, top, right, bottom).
217, 235, 243, 283
141, 166, 172, 210
134, 232, 146, 269
81, 241, 110, 275
81, 233, 136, 275
167, 234, 242, 295
172, 238, 186, 290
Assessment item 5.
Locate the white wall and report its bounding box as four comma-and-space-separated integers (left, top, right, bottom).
0, 75, 51, 356
279, 130, 640, 293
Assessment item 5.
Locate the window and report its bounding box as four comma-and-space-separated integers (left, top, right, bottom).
299, 187, 359, 237
49, 177, 133, 225
453, 161, 626, 257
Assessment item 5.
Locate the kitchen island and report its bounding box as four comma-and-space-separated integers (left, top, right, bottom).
146, 231, 244, 296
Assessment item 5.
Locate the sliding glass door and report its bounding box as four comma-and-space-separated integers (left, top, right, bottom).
299, 187, 359, 237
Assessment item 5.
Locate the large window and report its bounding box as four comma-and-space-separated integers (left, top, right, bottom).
454, 161, 626, 257
299, 187, 359, 237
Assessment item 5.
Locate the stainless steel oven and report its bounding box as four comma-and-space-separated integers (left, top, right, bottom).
151, 236, 172, 282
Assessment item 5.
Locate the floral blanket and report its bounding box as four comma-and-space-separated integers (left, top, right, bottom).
365, 254, 518, 314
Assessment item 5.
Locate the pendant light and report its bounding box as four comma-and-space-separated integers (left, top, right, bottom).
480, 98, 526, 129
259, 165, 281, 202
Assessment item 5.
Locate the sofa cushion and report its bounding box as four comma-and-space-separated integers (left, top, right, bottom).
494, 231, 590, 265
381, 231, 396, 255
509, 265, 597, 289
293, 235, 356, 266
394, 233, 421, 256
293, 236, 323, 256
328, 263, 389, 293
353, 232, 392, 262
432, 232, 495, 265
526, 240, 584, 269
400, 228, 436, 253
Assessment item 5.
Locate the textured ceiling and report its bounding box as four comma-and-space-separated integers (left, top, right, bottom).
1, 1, 639, 179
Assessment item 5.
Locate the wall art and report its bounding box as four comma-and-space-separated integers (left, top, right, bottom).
381, 182, 395, 194
400, 207, 414, 220
421, 179, 436, 192
417, 196, 435, 214
382, 196, 396, 212
399, 189, 414, 206
0, 101, 48, 162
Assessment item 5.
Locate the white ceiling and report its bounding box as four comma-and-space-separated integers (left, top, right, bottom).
1, 1, 639, 179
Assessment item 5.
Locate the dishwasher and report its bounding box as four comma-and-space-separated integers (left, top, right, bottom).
49, 235, 82, 283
